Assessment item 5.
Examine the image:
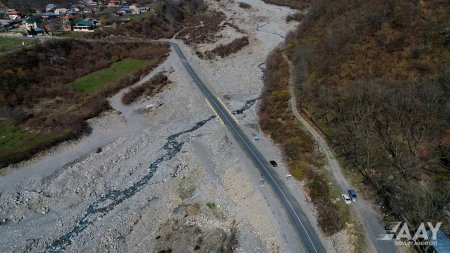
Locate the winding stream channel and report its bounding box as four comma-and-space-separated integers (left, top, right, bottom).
45, 115, 216, 252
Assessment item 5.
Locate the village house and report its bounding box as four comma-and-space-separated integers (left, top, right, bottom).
46, 4, 56, 12
63, 20, 73, 31
84, 0, 99, 6
25, 17, 44, 35
108, 0, 120, 7
6, 9, 20, 20
118, 7, 131, 15
66, 9, 79, 15
129, 4, 139, 11
73, 20, 95, 32
54, 8, 68, 15
42, 12, 59, 19
25, 17, 42, 30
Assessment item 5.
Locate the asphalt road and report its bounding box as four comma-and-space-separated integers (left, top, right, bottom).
169, 41, 327, 253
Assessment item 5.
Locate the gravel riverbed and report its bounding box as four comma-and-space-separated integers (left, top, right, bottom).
0, 0, 355, 252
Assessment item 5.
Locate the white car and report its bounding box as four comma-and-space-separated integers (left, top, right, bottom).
341, 194, 352, 205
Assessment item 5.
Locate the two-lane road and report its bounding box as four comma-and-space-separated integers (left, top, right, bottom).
169, 41, 327, 253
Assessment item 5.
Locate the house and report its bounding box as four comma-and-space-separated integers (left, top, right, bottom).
6, 9, 20, 20
54, 8, 68, 15
139, 7, 149, 13
28, 27, 45, 35
129, 4, 139, 10
83, 8, 95, 14
42, 12, 59, 19
63, 19, 73, 31
85, 0, 98, 6
73, 20, 94, 32
25, 17, 42, 30
46, 4, 56, 12
130, 5, 143, 14
24, 18, 45, 35
66, 9, 78, 15
118, 7, 131, 15
108, 0, 119, 7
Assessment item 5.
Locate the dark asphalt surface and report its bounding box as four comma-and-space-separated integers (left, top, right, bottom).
169, 41, 327, 253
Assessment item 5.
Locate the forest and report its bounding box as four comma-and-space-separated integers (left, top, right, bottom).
284, 0, 449, 232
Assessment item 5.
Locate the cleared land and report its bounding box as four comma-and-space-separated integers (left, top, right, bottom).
0, 121, 63, 165
72, 58, 150, 93
0, 37, 34, 52
0, 39, 169, 168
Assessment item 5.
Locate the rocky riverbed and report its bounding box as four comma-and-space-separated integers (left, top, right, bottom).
0, 0, 354, 252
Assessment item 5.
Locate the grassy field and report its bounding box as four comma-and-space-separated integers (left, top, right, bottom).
0, 121, 62, 167
71, 58, 149, 93
0, 40, 169, 168
0, 37, 35, 52
128, 11, 153, 21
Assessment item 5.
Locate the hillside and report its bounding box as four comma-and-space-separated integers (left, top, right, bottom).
0, 40, 169, 167
1, 0, 73, 11
282, 0, 449, 232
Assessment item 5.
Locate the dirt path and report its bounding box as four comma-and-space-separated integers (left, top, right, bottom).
284, 54, 397, 253
0, 62, 166, 192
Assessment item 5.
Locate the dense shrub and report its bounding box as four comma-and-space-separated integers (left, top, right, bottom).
286, 13, 303, 22
238, 2, 252, 9
175, 10, 226, 45
122, 72, 170, 105
259, 48, 346, 235
261, 0, 308, 10
206, 37, 250, 58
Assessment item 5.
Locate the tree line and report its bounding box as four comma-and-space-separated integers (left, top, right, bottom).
286, 0, 449, 231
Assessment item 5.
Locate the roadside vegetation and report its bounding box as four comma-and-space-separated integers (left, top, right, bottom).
282, 0, 449, 234
259, 48, 348, 235
0, 39, 169, 168
122, 72, 170, 105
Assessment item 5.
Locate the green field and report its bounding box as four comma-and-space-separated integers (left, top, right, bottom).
0, 37, 34, 52
128, 11, 153, 21
71, 58, 149, 92
0, 121, 61, 165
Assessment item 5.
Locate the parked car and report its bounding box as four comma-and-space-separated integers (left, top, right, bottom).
341, 194, 352, 205
348, 189, 357, 202
269, 160, 277, 167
